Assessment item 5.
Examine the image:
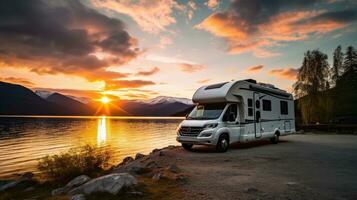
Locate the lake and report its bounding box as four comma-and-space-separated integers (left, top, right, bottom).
0, 116, 183, 178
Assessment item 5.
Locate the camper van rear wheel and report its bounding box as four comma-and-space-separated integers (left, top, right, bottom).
216, 134, 229, 152
270, 132, 279, 144
182, 143, 193, 150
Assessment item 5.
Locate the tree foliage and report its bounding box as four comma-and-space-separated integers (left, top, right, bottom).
332, 45, 343, 85
294, 46, 357, 124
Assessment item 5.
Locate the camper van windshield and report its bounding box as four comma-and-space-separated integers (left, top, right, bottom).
187, 103, 226, 120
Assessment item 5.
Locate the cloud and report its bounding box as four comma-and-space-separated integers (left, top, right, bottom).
92, 0, 183, 33
0, 77, 35, 87
206, 0, 219, 9
135, 67, 160, 76
179, 63, 206, 73
144, 54, 206, 73
105, 79, 156, 90
187, 1, 197, 20
0, 0, 139, 82
246, 65, 264, 73
197, 0, 357, 57
268, 68, 298, 80
159, 36, 173, 48
197, 79, 211, 84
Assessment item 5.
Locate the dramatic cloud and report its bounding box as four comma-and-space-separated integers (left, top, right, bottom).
0, 77, 35, 87
206, 0, 219, 9
268, 68, 299, 80
246, 65, 264, 73
135, 67, 160, 76
197, 0, 357, 57
197, 79, 211, 84
179, 63, 206, 73
0, 0, 139, 81
92, 0, 183, 33
105, 79, 155, 90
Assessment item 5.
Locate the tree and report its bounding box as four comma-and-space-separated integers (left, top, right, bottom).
294, 49, 330, 124
343, 46, 357, 72
331, 45, 343, 85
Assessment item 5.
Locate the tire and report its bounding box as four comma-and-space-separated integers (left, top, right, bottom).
182, 143, 193, 150
270, 132, 279, 144
216, 134, 229, 152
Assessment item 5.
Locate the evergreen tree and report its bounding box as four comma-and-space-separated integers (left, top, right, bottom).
332, 45, 343, 86
343, 46, 357, 72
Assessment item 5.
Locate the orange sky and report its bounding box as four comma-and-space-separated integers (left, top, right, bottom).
0, 0, 356, 100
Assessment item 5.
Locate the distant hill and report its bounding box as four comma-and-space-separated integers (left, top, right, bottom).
136, 96, 193, 105
0, 81, 194, 116
172, 105, 195, 116
0, 81, 63, 115
46, 93, 92, 115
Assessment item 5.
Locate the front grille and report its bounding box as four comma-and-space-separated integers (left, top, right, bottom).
179, 126, 204, 137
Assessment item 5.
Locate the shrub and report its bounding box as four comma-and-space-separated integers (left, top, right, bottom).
38, 145, 112, 182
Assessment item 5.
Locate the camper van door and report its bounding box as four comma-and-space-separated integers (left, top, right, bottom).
254, 92, 262, 138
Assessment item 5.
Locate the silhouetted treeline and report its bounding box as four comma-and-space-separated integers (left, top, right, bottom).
294, 46, 357, 125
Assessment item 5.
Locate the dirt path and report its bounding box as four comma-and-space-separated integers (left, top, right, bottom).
163, 134, 357, 200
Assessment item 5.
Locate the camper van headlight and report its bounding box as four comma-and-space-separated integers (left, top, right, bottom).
203, 123, 218, 130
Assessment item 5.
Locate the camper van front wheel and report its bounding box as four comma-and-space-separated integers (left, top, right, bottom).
182, 143, 193, 150
270, 132, 280, 144
216, 134, 229, 152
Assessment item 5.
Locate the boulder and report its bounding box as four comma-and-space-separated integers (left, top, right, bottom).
152, 172, 162, 181
127, 191, 144, 197
122, 156, 134, 164
52, 175, 91, 196
166, 164, 180, 173
67, 175, 91, 188
71, 194, 86, 200
0, 172, 36, 192
152, 149, 160, 154
135, 153, 145, 160
69, 173, 137, 195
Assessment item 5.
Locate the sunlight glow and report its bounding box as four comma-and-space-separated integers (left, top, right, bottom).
100, 96, 110, 104
97, 116, 107, 146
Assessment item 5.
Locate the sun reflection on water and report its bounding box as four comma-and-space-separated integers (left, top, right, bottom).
97, 116, 107, 146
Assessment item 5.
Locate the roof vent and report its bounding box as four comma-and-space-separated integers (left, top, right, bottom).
205, 82, 228, 90
243, 79, 257, 84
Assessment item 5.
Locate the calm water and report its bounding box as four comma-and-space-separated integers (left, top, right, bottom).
0, 116, 183, 178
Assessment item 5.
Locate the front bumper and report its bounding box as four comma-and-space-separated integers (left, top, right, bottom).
176, 135, 216, 145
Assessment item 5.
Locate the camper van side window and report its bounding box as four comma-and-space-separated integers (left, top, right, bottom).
248, 98, 253, 116
223, 104, 237, 122
280, 101, 288, 115
248, 108, 253, 116
247, 98, 253, 116
248, 98, 253, 107
263, 100, 272, 111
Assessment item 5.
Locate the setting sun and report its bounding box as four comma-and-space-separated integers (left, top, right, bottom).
100, 96, 110, 104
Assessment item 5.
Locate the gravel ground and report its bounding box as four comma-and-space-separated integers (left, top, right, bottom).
170, 133, 357, 200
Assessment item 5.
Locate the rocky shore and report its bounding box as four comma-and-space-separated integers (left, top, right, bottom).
0, 145, 187, 200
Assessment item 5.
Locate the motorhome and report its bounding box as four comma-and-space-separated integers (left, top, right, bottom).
176, 79, 295, 152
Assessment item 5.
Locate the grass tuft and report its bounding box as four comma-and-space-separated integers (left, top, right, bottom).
38, 144, 112, 183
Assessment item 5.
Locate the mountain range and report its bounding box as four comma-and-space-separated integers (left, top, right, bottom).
0, 81, 194, 116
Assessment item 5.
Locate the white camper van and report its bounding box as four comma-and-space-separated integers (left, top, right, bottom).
176, 79, 295, 152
